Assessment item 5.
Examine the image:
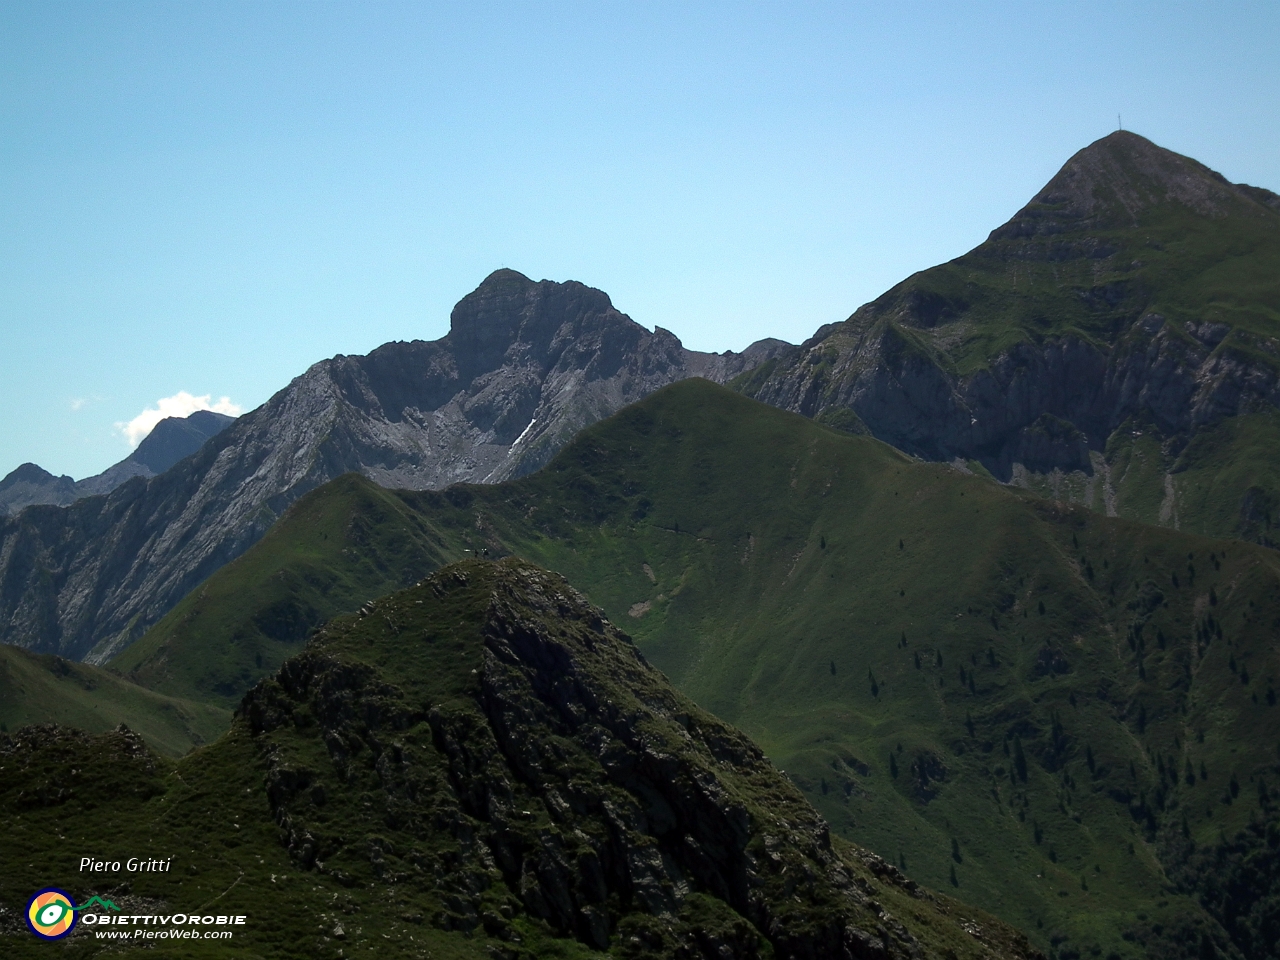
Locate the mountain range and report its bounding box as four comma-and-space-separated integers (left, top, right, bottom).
4, 131, 1278, 677
0, 272, 785, 663
0, 409, 234, 516
2, 129, 1279, 960
106, 377, 1280, 960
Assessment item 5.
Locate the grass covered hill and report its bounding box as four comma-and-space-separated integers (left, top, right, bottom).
0, 644, 228, 757
0, 559, 1040, 960
113, 379, 1280, 960
735, 131, 1280, 544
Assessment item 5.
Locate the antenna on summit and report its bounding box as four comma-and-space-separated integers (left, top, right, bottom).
1118, 114, 1122, 131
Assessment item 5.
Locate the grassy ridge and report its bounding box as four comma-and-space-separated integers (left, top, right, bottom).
112, 379, 1280, 958
0, 644, 228, 757
908, 189, 1280, 378
109, 473, 475, 706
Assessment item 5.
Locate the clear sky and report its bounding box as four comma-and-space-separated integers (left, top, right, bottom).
3, 1, 1278, 480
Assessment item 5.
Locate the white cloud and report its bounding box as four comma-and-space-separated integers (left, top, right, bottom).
116, 392, 243, 448
70, 394, 104, 412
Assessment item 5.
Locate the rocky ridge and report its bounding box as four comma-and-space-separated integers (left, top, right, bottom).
0, 559, 1043, 959
0, 270, 785, 663
736, 132, 1280, 540
0, 410, 235, 516
239, 557, 1042, 959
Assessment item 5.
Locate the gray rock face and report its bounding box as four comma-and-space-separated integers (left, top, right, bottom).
751, 314, 1279, 478
0, 464, 78, 517
0, 411, 235, 515
0, 270, 787, 664
739, 133, 1280, 489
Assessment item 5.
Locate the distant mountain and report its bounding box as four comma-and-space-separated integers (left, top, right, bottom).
0, 463, 77, 516
0, 270, 787, 664
76, 409, 238, 495
0, 409, 235, 515
124, 379, 1280, 959
735, 131, 1280, 543
0, 558, 1043, 960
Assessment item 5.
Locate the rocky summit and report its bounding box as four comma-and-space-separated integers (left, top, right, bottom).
0, 270, 785, 664
737, 131, 1280, 542
0, 558, 1043, 960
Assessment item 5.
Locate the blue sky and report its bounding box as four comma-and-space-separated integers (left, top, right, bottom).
3, 1, 1279, 480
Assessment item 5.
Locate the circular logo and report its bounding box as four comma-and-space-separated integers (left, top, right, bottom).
26, 888, 78, 940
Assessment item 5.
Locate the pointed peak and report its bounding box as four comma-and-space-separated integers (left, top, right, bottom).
994, 131, 1274, 239
127, 410, 236, 475
447, 270, 540, 347
0, 462, 69, 490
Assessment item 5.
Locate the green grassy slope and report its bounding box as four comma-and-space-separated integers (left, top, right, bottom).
737, 132, 1280, 544
877, 172, 1280, 378
1011, 408, 1280, 548
0, 644, 228, 757
109, 473, 474, 706
113, 380, 1280, 959
0, 717, 521, 959
0, 560, 1039, 960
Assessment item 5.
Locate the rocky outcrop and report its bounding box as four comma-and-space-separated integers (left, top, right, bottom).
239, 558, 1042, 959
738, 132, 1280, 528
0, 271, 786, 663
0, 410, 235, 515
749, 312, 1280, 477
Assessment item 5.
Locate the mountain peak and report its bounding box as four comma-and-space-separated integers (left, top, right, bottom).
0, 462, 67, 490
997, 131, 1274, 237
227, 555, 1042, 959
126, 410, 236, 475
447, 270, 621, 370
461, 267, 538, 304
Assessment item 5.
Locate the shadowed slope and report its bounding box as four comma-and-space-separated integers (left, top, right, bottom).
0, 644, 228, 757
115, 379, 1280, 959
0, 559, 1040, 960
0, 411, 234, 516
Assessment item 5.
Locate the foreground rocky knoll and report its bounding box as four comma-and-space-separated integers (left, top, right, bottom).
737, 131, 1280, 542
0, 270, 784, 664
0, 559, 1041, 960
